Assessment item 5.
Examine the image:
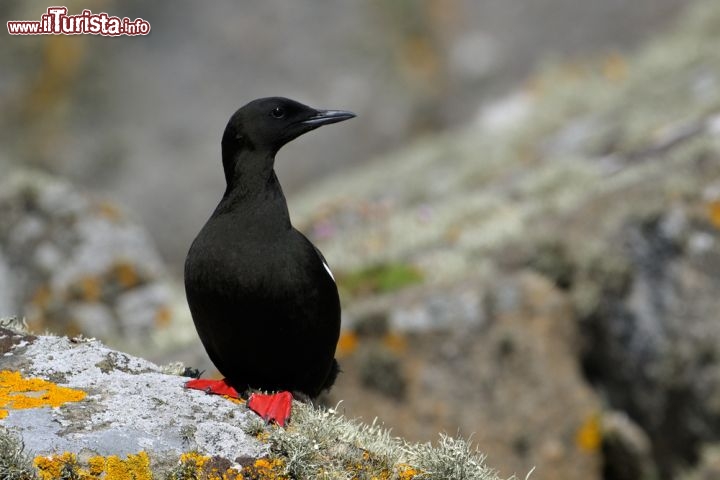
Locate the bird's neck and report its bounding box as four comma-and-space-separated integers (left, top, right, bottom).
222, 146, 275, 191
216, 148, 291, 228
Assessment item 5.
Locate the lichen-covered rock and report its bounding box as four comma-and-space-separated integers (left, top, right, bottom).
601, 411, 658, 480
287, 3, 720, 478
0, 170, 195, 358
0, 326, 264, 469
0, 325, 510, 480
331, 272, 603, 480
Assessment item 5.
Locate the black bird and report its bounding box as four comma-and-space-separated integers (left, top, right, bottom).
184, 97, 354, 425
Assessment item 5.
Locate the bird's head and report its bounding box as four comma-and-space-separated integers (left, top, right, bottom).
222, 97, 355, 157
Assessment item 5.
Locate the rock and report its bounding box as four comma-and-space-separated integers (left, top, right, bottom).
577, 209, 720, 478
330, 272, 603, 480
601, 410, 658, 480
288, 3, 720, 478
683, 444, 720, 480
0, 325, 263, 475
0, 324, 510, 480
0, 170, 195, 360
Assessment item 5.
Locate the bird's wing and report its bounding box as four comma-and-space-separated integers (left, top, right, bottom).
312, 244, 335, 283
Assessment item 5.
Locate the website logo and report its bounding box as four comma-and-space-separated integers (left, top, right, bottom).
7, 6, 151, 36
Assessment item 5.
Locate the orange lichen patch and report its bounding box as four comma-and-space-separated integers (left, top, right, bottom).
87, 456, 106, 476
178, 451, 244, 479
34, 451, 152, 480
336, 331, 359, 357
180, 451, 210, 469
382, 332, 408, 354
97, 200, 123, 221
34, 452, 78, 480
396, 463, 423, 479
708, 200, 720, 229
223, 395, 245, 405
77, 276, 103, 302
242, 458, 288, 479
576, 413, 602, 453
602, 52, 628, 82
0, 370, 86, 418
102, 452, 152, 480
112, 261, 140, 288
154, 305, 173, 328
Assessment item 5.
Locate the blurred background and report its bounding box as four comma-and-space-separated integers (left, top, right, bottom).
2, 1, 720, 478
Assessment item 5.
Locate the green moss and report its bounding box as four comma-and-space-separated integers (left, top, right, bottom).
338, 262, 424, 300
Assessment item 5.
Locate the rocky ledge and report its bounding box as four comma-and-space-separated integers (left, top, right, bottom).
0, 322, 510, 480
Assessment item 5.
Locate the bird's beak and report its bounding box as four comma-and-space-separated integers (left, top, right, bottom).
301, 109, 356, 127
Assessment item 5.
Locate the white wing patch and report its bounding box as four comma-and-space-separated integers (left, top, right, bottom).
322, 259, 335, 282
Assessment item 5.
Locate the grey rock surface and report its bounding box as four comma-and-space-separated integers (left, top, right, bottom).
330, 272, 603, 480
0, 326, 265, 465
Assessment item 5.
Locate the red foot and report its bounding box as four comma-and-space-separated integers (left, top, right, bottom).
184, 378, 240, 398
247, 391, 293, 427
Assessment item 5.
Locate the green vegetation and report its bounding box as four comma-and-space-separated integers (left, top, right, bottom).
338, 262, 424, 300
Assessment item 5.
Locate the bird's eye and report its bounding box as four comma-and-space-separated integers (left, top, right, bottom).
270, 107, 285, 119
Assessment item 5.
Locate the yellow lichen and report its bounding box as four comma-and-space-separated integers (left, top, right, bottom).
154, 305, 173, 328
242, 458, 287, 479
223, 395, 244, 405
180, 451, 210, 469
34, 451, 152, 480
708, 200, 720, 229
0, 370, 86, 418
382, 332, 408, 354
78, 276, 102, 301
576, 413, 602, 453
86, 456, 106, 476
105, 452, 152, 480
112, 261, 140, 288
336, 331, 359, 357
34, 452, 78, 480
396, 463, 423, 479
177, 451, 244, 480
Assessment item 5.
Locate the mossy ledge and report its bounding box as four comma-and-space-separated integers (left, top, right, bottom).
0, 323, 510, 479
